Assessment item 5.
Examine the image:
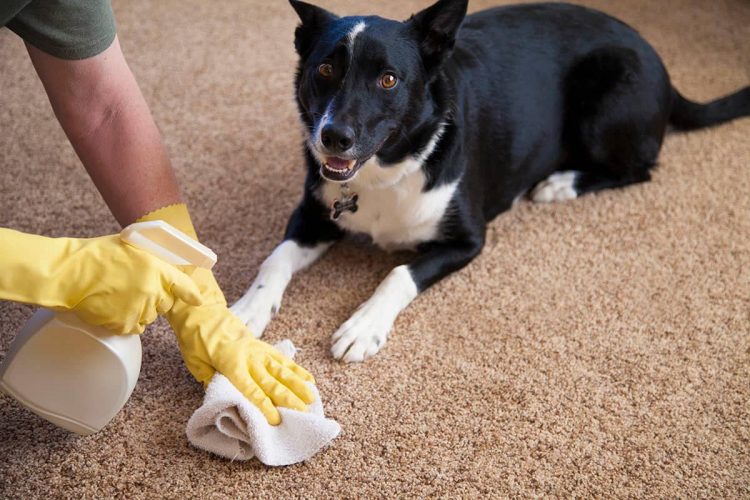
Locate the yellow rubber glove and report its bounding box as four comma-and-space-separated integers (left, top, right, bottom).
137, 204, 316, 425
0, 228, 203, 334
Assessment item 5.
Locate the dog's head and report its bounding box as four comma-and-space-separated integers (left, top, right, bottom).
290, 0, 468, 183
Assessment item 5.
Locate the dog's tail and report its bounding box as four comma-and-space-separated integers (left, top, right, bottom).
669, 85, 750, 131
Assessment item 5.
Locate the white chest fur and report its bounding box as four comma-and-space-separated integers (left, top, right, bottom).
318, 165, 459, 251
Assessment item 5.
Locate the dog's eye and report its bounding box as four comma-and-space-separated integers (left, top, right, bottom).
318, 63, 334, 78
380, 73, 398, 89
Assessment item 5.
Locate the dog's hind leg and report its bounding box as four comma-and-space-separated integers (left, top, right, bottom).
231, 194, 343, 337
533, 45, 670, 203
530, 168, 652, 203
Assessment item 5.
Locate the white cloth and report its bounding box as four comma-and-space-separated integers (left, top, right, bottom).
186, 340, 340, 465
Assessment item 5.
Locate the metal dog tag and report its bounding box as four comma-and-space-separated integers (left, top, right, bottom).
331, 184, 359, 220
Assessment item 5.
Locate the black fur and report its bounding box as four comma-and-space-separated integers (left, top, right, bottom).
283, 0, 750, 293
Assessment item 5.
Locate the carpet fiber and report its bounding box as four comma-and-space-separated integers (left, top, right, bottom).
1, 0, 748, 497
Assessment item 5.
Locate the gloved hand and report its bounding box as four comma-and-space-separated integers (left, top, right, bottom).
0, 228, 203, 334
137, 204, 316, 425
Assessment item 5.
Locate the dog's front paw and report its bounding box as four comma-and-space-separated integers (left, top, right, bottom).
230, 278, 286, 338
330, 302, 395, 363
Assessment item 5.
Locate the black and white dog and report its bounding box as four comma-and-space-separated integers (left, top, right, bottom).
231, 0, 750, 362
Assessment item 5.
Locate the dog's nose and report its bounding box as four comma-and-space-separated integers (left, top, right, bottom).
321, 124, 355, 153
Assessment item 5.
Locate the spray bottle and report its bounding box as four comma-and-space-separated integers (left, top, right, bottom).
0, 221, 216, 435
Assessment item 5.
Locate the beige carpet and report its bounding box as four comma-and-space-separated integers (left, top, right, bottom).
1, 0, 749, 497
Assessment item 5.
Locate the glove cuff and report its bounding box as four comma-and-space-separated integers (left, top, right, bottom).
0, 229, 82, 308
136, 203, 198, 241
137, 203, 226, 305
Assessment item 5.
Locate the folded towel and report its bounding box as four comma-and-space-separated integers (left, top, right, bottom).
186, 340, 341, 465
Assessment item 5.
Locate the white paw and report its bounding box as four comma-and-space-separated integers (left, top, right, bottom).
230, 270, 289, 338
330, 301, 395, 363
230, 240, 331, 338
530, 171, 579, 203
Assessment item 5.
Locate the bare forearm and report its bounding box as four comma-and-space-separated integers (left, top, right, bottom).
26, 37, 182, 226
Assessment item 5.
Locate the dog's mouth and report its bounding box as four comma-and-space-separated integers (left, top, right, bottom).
316, 133, 393, 182
321, 156, 362, 182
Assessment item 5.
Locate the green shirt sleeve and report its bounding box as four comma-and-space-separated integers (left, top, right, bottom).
5, 0, 116, 60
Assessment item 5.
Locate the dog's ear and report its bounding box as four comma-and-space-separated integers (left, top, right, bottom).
407, 0, 468, 70
289, 0, 338, 59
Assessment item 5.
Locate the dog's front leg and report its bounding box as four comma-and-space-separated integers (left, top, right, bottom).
331, 237, 484, 362
231, 195, 343, 337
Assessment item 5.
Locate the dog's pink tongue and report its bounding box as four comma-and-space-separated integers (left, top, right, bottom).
326, 157, 350, 170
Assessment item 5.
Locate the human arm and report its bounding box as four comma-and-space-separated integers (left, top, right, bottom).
137, 205, 316, 425
23, 24, 315, 424
0, 228, 203, 334
25, 36, 182, 226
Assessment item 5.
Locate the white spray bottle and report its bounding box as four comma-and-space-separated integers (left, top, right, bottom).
0, 221, 216, 435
